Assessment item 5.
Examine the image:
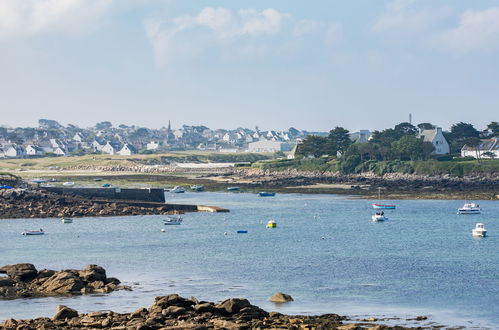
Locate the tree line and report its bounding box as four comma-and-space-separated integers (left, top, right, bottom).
296, 121, 499, 173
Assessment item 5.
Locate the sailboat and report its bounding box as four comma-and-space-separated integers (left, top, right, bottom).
372, 187, 396, 209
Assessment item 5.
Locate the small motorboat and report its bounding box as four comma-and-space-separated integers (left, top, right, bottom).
266, 220, 277, 228
259, 192, 275, 197
62, 181, 75, 186
61, 217, 73, 223
190, 185, 205, 191
227, 186, 240, 191
372, 203, 396, 210
22, 229, 44, 236
101, 183, 111, 187
236, 230, 248, 234
169, 186, 185, 193
164, 215, 183, 225
472, 223, 487, 237
371, 212, 388, 222
458, 203, 481, 214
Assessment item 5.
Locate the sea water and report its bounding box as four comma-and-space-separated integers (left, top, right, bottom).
1, 192, 498, 328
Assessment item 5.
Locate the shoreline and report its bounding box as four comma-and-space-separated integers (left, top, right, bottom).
7, 168, 498, 200
0, 293, 451, 329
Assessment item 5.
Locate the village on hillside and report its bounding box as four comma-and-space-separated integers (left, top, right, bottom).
0, 119, 498, 160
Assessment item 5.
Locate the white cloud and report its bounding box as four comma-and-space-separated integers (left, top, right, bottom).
372, 0, 451, 36
435, 7, 499, 54
145, 7, 342, 67
0, 0, 113, 37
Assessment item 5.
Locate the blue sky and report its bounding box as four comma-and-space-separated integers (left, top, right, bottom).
0, 0, 498, 132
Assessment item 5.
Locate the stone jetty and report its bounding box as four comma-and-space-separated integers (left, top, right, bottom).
0, 264, 130, 299
0, 293, 417, 329
0, 189, 228, 219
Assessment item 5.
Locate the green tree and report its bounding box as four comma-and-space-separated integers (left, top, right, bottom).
392, 135, 424, 160
485, 121, 499, 137
296, 135, 328, 158
394, 122, 418, 136
326, 126, 351, 157
417, 123, 434, 131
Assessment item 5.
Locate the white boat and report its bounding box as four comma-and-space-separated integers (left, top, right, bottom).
62, 181, 75, 186
21, 229, 44, 236
458, 202, 481, 214
61, 217, 73, 223
169, 186, 185, 193
371, 212, 388, 222
472, 223, 487, 237
164, 215, 183, 225
190, 185, 204, 191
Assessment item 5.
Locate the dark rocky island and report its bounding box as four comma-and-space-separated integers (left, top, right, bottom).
0, 263, 130, 299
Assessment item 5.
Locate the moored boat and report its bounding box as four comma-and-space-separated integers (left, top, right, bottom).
60, 218, 73, 223
227, 186, 240, 191
372, 203, 396, 209
458, 203, 481, 214
21, 229, 44, 236
190, 185, 205, 191
62, 181, 75, 186
164, 215, 183, 225
472, 223, 487, 237
169, 186, 185, 193
259, 192, 275, 197
372, 187, 396, 209
371, 212, 388, 222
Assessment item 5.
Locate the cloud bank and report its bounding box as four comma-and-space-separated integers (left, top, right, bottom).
0, 0, 113, 37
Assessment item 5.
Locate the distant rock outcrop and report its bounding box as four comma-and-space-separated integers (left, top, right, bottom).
0, 264, 130, 299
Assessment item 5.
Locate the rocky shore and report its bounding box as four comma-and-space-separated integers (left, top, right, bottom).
0, 263, 130, 299
216, 169, 499, 199
0, 189, 188, 219
0, 293, 418, 330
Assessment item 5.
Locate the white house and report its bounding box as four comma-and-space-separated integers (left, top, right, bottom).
91, 140, 103, 152
72, 133, 84, 142
461, 138, 499, 159
418, 127, 449, 155
248, 140, 292, 153
53, 147, 66, 156
146, 141, 159, 151
25, 145, 45, 156
101, 142, 116, 155
3, 145, 24, 158
287, 143, 299, 159
117, 143, 137, 156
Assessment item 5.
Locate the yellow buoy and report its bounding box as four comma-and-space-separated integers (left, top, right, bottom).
266, 220, 277, 228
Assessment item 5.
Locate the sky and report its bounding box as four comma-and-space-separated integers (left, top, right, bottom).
0, 0, 498, 132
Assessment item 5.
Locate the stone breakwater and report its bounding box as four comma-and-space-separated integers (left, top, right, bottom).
0, 189, 193, 219
0, 294, 413, 330
0, 264, 130, 299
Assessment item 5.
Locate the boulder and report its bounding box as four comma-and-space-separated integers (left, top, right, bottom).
216, 298, 252, 315
269, 292, 294, 303
52, 305, 78, 320
0, 263, 38, 282
0, 277, 15, 286
79, 264, 107, 282
153, 294, 195, 309
193, 302, 222, 314
37, 271, 85, 294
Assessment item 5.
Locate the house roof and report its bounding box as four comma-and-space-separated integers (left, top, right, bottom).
462, 138, 498, 151
419, 129, 437, 143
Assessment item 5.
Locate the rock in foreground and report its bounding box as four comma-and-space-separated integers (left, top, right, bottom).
0, 264, 130, 299
0, 294, 356, 329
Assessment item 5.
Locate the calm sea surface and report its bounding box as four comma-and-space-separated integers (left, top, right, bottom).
1, 192, 498, 328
